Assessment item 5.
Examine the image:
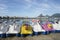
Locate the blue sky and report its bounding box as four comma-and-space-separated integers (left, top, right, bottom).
0, 0, 60, 17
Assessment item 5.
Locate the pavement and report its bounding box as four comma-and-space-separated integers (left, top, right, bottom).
0, 33, 60, 40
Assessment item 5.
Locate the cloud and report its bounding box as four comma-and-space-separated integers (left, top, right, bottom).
0, 4, 8, 14
13, 0, 60, 10
22, 0, 51, 9
0, 0, 59, 17
25, 0, 32, 3
0, 0, 8, 15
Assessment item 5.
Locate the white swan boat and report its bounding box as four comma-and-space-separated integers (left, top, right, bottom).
31, 20, 45, 35
52, 21, 60, 33
0, 23, 9, 38
6, 22, 21, 36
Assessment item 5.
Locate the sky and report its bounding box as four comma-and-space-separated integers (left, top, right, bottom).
0, 0, 60, 17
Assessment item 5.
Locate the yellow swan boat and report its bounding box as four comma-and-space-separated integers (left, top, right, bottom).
20, 24, 33, 34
